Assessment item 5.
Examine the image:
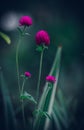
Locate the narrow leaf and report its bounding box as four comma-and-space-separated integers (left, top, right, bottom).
20, 91, 37, 104
0, 32, 11, 45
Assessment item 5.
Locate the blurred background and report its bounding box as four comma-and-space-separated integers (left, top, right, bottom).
0, 0, 84, 130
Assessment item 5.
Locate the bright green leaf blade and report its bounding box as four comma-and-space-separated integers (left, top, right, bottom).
0, 32, 11, 45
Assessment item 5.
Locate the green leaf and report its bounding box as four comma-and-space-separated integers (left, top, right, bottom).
36, 46, 43, 52
20, 91, 37, 104
34, 46, 62, 130
0, 32, 11, 45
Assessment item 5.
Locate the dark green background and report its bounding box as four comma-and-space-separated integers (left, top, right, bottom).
0, 0, 84, 130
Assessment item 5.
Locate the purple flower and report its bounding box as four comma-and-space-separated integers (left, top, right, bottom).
46, 75, 56, 83
24, 72, 31, 77
35, 30, 50, 46
19, 16, 33, 26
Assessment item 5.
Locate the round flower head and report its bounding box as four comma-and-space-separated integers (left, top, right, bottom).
19, 16, 32, 26
35, 30, 50, 46
24, 72, 31, 78
46, 75, 56, 83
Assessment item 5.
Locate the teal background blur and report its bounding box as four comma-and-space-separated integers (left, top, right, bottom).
0, 0, 84, 129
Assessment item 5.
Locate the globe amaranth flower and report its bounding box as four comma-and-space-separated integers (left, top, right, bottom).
35, 30, 50, 46
24, 72, 31, 78
19, 16, 32, 26
46, 75, 56, 83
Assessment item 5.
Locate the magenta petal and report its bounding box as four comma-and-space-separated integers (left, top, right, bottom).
46, 75, 56, 83
19, 16, 32, 26
35, 30, 50, 46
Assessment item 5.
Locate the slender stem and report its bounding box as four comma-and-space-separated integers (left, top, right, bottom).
22, 99, 26, 129
16, 35, 21, 94
36, 50, 44, 102
21, 77, 26, 95
16, 25, 27, 128
21, 77, 26, 128
16, 26, 26, 94
22, 25, 26, 35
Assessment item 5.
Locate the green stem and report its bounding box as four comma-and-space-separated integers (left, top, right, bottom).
22, 99, 26, 129
16, 26, 26, 94
21, 77, 26, 95
16, 35, 21, 94
21, 77, 26, 128
36, 50, 44, 102
16, 25, 27, 128
22, 25, 26, 35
